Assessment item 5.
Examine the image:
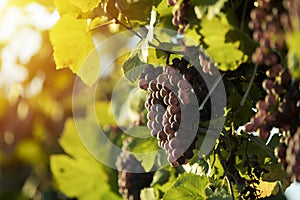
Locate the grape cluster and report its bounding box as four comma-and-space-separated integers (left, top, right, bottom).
244, 70, 300, 139
246, 0, 300, 181
116, 138, 154, 200
171, 0, 191, 34
249, 0, 286, 65
198, 50, 218, 76
275, 127, 300, 181
245, 0, 298, 138
138, 58, 221, 167
183, 45, 219, 76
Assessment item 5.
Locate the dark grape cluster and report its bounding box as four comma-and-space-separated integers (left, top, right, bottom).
116, 139, 154, 200
249, 0, 286, 65
183, 45, 219, 76
275, 127, 300, 182
138, 57, 224, 167
245, 0, 299, 138
171, 0, 191, 34
244, 70, 300, 139
246, 0, 300, 181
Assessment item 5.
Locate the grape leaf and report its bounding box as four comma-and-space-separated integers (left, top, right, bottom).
8, 0, 54, 8
50, 119, 111, 200
54, 0, 81, 17
225, 83, 254, 127
193, 0, 228, 20
286, 32, 300, 80
257, 181, 278, 198
286, 32, 300, 61
127, 129, 160, 171
287, 50, 300, 80
86, 101, 117, 126
163, 173, 209, 200
206, 188, 231, 200
151, 168, 170, 186
69, 0, 101, 13
200, 14, 247, 71
122, 44, 146, 83
50, 14, 100, 86
120, 0, 162, 22
140, 188, 156, 200
154, 0, 177, 31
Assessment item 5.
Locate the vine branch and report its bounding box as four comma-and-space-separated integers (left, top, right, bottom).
240, 63, 258, 106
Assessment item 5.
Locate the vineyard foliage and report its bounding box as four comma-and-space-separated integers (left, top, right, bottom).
5, 0, 300, 199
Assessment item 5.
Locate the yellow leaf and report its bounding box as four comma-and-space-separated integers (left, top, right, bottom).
87, 101, 116, 126
257, 181, 278, 197
50, 14, 100, 86
69, 0, 102, 13
9, 0, 54, 8
54, 0, 81, 17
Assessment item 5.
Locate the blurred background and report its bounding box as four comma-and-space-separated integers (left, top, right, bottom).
0, 1, 76, 199
1, 1, 300, 200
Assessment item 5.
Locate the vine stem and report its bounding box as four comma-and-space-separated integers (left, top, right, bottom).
106, 9, 185, 55
240, 63, 258, 106
241, 0, 248, 31
216, 147, 235, 200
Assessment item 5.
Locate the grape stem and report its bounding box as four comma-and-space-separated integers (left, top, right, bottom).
240, 63, 258, 106
88, 20, 115, 31
106, 10, 184, 55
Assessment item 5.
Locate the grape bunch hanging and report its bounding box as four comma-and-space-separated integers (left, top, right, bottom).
245, 0, 300, 181
168, 0, 191, 34
116, 138, 154, 200
138, 57, 223, 167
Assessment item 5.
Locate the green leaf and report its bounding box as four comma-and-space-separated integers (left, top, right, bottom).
122, 47, 145, 83
163, 173, 209, 200
50, 119, 110, 200
200, 14, 247, 71
126, 126, 151, 138
193, 0, 228, 20
207, 42, 244, 71
286, 32, 300, 79
209, 153, 224, 177
127, 129, 160, 171
50, 14, 100, 86
120, 0, 162, 22
287, 46, 300, 80
154, 0, 177, 31
151, 168, 170, 186
225, 83, 254, 126
69, 0, 101, 13
286, 32, 300, 61
262, 163, 290, 191
100, 191, 123, 200
206, 188, 231, 200
140, 188, 156, 200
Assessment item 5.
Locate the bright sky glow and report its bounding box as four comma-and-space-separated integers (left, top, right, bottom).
0, 2, 59, 98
